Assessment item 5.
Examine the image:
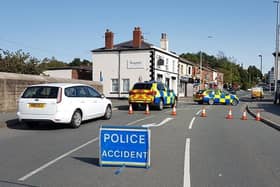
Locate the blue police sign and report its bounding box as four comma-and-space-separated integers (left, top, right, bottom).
99, 126, 151, 167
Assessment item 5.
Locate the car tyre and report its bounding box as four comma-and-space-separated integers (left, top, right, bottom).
70, 110, 82, 128
208, 99, 214, 105
157, 99, 164, 110
103, 105, 112, 120
231, 99, 238, 106
132, 104, 138, 110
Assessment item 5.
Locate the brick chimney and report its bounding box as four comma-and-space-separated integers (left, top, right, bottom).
160, 33, 169, 51
133, 27, 142, 48
105, 29, 114, 49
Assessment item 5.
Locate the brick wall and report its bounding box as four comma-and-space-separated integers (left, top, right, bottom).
0, 72, 103, 112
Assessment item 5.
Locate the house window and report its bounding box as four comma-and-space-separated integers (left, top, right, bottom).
180, 65, 184, 74
111, 79, 119, 92
188, 66, 191, 75
165, 58, 169, 71
123, 79, 130, 92
172, 60, 175, 72
157, 74, 163, 82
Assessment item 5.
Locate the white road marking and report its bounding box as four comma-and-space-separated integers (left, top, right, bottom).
126, 116, 152, 126
196, 110, 201, 116
188, 117, 195, 130
18, 137, 99, 181
142, 117, 173, 128
140, 123, 156, 127
184, 138, 191, 187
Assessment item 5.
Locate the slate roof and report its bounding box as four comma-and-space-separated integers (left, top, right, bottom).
91, 40, 153, 52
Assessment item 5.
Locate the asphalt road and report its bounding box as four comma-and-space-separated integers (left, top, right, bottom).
0, 95, 280, 187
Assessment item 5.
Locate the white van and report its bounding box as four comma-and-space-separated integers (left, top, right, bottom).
17, 83, 112, 128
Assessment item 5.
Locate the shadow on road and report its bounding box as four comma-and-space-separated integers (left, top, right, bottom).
0, 180, 38, 187
6, 118, 101, 131
72, 157, 99, 167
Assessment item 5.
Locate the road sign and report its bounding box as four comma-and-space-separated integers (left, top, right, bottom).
99, 126, 151, 168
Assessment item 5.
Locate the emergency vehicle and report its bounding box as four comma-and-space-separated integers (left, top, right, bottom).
128, 81, 177, 110
202, 89, 239, 106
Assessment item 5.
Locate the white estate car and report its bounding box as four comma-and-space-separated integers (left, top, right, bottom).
17, 83, 112, 128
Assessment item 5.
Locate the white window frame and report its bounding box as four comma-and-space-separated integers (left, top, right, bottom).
111, 79, 119, 92
122, 79, 130, 92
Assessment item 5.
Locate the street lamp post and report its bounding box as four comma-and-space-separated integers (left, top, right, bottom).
258, 54, 262, 81
274, 0, 279, 92
199, 50, 202, 89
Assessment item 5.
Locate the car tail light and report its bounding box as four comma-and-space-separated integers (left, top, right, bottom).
129, 90, 136, 95
57, 88, 62, 103
147, 91, 157, 96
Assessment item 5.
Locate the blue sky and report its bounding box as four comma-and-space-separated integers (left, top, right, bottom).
0, 0, 277, 73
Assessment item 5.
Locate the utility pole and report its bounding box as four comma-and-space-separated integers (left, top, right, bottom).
274, 0, 279, 91
200, 51, 202, 89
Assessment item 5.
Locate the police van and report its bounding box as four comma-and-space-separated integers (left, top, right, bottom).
128, 81, 177, 110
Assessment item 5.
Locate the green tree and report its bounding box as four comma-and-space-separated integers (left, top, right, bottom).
0, 49, 41, 74
38, 57, 67, 71
180, 51, 257, 89
69, 58, 92, 66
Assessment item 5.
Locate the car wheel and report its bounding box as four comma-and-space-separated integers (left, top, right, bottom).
157, 99, 164, 110
231, 99, 238, 106
208, 99, 214, 105
132, 104, 138, 110
70, 110, 82, 128
103, 105, 112, 120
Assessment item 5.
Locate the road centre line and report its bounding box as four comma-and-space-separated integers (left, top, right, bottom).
195, 110, 201, 116
18, 137, 99, 181
183, 138, 191, 187
188, 117, 196, 130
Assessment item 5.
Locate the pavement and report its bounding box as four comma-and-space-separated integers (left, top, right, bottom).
246, 95, 280, 130
1, 95, 280, 131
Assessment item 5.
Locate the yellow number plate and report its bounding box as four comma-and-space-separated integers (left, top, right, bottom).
29, 103, 45, 108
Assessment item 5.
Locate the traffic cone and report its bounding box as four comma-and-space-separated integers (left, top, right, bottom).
144, 104, 150, 115
256, 110, 261, 121
128, 104, 133, 115
226, 108, 233, 119
241, 110, 247, 120
201, 107, 207, 117
171, 104, 177, 116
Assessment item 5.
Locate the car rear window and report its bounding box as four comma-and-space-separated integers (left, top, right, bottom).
22, 86, 59, 99
133, 83, 152, 90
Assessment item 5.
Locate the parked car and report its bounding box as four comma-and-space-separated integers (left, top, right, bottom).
17, 83, 112, 128
128, 81, 177, 110
201, 89, 239, 106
